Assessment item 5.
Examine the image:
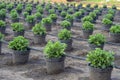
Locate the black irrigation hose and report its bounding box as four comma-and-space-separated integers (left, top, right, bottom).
1, 40, 120, 70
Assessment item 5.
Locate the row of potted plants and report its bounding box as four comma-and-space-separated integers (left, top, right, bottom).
0, 35, 114, 80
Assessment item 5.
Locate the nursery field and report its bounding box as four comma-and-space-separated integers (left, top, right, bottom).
0, 1, 120, 80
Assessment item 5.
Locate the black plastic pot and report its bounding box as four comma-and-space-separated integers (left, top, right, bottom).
14, 30, 25, 37
45, 55, 65, 74
82, 29, 93, 39
34, 34, 46, 44
89, 64, 113, 80
44, 24, 52, 32
0, 27, 6, 34
110, 33, 120, 43
12, 49, 30, 64
89, 43, 104, 50
60, 39, 73, 51
11, 18, 19, 23
103, 24, 112, 31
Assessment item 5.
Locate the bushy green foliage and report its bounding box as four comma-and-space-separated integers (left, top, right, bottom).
36, 7, 43, 14
49, 9, 55, 14
42, 17, 52, 24
58, 29, 71, 40
35, 12, 42, 19
108, 9, 115, 15
0, 20, 5, 27
82, 21, 94, 30
23, 12, 29, 18
89, 12, 96, 18
112, 5, 117, 9
8, 36, 29, 51
6, 3, 14, 11
86, 4, 91, 8
10, 10, 19, 20
87, 48, 114, 69
44, 41, 66, 58
110, 25, 120, 33
16, 4, 23, 12
26, 15, 35, 23
32, 23, 46, 35
11, 23, 24, 32
104, 14, 113, 20
0, 32, 4, 40
74, 11, 82, 18
0, 3, 6, 9
102, 18, 112, 25
82, 16, 93, 22
49, 14, 57, 20
61, 11, 67, 17
60, 20, 71, 28
88, 33, 106, 46
25, 7, 32, 12
65, 14, 74, 22
67, 8, 74, 14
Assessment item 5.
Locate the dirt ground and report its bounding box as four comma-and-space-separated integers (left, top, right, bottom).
0, 8, 120, 80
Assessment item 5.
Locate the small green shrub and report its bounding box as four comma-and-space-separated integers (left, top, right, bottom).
67, 8, 74, 14
36, 7, 43, 14
82, 16, 93, 22
94, 4, 98, 8
10, 11, 19, 20
86, 4, 91, 8
108, 9, 115, 15
35, 12, 42, 19
0, 20, 5, 27
26, 15, 35, 23
44, 41, 66, 58
11, 23, 24, 32
25, 7, 32, 13
89, 12, 96, 18
112, 5, 117, 9
104, 14, 113, 20
42, 17, 52, 25
60, 20, 71, 28
58, 29, 71, 40
88, 33, 106, 46
6, 3, 14, 11
0, 32, 4, 40
110, 25, 120, 33
65, 14, 74, 22
0, 3, 6, 9
82, 21, 94, 30
49, 14, 57, 20
16, 4, 23, 13
103, 4, 107, 8
74, 11, 82, 18
86, 48, 114, 69
102, 18, 112, 25
23, 12, 29, 18
8, 36, 29, 51
61, 11, 67, 18
32, 23, 46, 35
48, 9, 55, 14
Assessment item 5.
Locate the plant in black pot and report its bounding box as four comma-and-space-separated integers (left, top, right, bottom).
86, 48, 114, 80
23, 12, 29, 19
82, 21, 94, 39
8, 36, 30, 64
16, 4, 23, 14
88, 33, 106, 50
44, 41, 66, 74
58, 29, 72, 51
42, 17, 52, 32
35, 12, 42, 23
0, 20, 6, 34
25, 6, 32, 15
89, 12, 97, 23
0, 9, 6, 20
82, 16, 93, 23
110, 25, 120, 43
10, 10, 19, 22
74, 11, 82, 22
32, 23, 46, 44
104, 13, 114, 21
49, 14, 57, 25
11, 22, 25, 37
0, 32, 4, 54
108, 9, 115, 15
60, 20, 71, 30
56, 6, 62, 15
6, 3, 14, 12
25, 15, 35, 30
67, 8, 74, 14
102, 18, 113, 31
94, 4, 98, 9
60, 11, 67, 20
112, 5, 117, 10
65, 14, 74, 27
48, 9, 55, 14
36, 7, 43, 14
